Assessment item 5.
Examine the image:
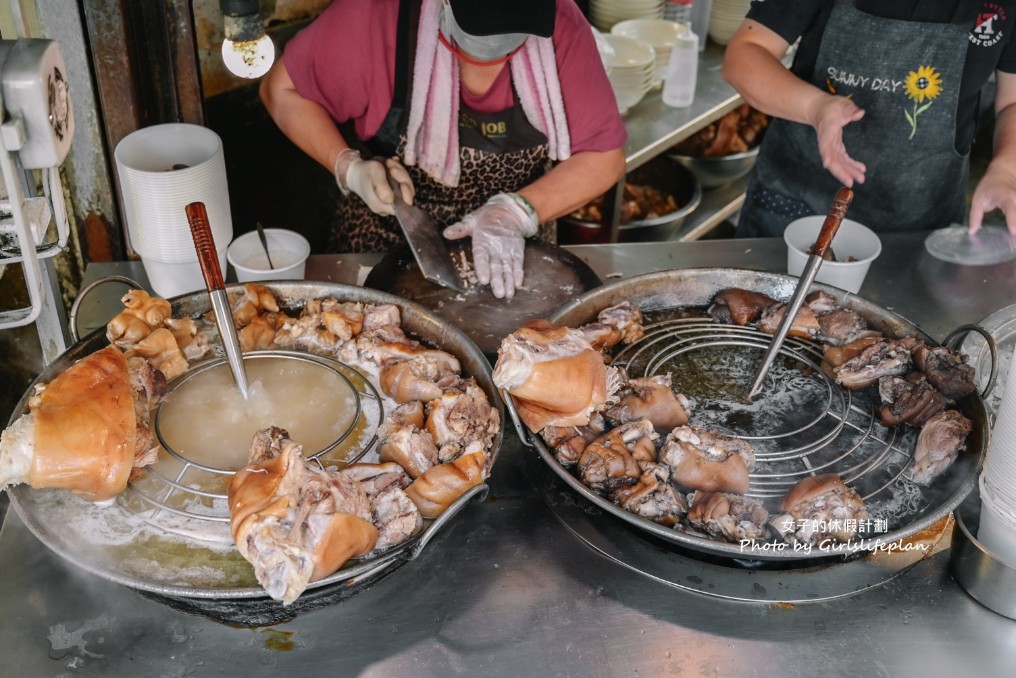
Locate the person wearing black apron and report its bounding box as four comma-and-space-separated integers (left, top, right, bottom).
722, 0, 1016, 238
259, 0, 626, 298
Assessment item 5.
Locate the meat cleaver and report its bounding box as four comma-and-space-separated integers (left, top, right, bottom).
388, 176, 466, 292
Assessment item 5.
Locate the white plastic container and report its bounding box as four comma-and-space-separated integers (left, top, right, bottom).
784, 216, 882, 293
661, 31, 698, 107
227, 228, 310, 282
114, 123, 233, 260
142, 247, 227, 299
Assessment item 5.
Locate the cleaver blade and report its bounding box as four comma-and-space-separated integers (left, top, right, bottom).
388, 178, 466, 292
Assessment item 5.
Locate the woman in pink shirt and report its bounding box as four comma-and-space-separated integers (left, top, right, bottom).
261, 0, 626, 298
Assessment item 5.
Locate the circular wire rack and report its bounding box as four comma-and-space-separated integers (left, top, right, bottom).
124, 350, 384, 532
530, 307, 984, 561
612, 314, 908, 503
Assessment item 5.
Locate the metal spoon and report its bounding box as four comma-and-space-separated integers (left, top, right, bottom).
186, 201, 250, 400
255, 222, 275, 270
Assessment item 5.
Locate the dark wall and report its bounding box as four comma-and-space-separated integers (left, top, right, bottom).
204, 84, 338, 254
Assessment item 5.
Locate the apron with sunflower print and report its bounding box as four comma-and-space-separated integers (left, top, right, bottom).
739, 1, 969, 237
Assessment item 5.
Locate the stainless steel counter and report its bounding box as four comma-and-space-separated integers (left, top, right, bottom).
3, 233, 1015, 677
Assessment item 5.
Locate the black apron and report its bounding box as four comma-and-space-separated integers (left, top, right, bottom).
738, 1, 969, 237
331, 1, 552, 253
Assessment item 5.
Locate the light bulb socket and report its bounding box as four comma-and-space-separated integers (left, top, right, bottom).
223, 12, 265, 43
220, 0, 260, 17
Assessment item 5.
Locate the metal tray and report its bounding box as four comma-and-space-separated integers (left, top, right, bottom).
6, 282, 503, 599
507, 268, 988, 561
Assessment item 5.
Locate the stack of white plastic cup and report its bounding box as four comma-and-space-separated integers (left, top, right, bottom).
114, 123, 232, 298
979, 357, 1016, 565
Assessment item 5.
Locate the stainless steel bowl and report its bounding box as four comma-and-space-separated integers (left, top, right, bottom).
558, 157, 702, 244
668, 146, 759, 188
951, 490, 1016, 620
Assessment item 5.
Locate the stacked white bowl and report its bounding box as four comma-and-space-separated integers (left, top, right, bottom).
612, 19, 690, 89
599, 34, 657, 114
708, 0, 751, 45
114, 123, 233, 297
589, 0, 664, 32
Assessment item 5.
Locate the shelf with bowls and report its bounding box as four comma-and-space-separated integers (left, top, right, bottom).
593, 40, 750, 243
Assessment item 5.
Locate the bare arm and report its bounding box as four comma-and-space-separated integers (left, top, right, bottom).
516, 147, 626, 222
969, 71, 1016, 233
259, 59, 349, 173
722, 19, 867, 187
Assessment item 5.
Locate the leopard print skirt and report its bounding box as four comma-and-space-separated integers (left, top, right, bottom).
331, 141, 553, 253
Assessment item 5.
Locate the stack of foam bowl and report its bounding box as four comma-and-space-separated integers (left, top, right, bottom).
600, 34, 656, 114
115, 123, 233, 298
708, 0, 751, 45
978, 361, 1016, 566
611, 19, 690, 89
589, 0, 664, 32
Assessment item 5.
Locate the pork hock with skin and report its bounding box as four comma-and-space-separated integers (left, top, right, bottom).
708, 288, 779, 326
834, 338, 914, 390
0, 345, 164, 501
912, 344, 976, 400
405, 450, 489, 519
878, 372, 946, 427
686, 491, 770, 543
907, 410, 973, 485
578, 420, 659, 492
228, 427, 379, 605
493, 320, 617, 432
770, 474, 869, 546
606, 374, 690, 433
659, 425, 755, 494
611, 463, 686, 527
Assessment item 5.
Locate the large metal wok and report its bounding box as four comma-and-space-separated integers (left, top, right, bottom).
508, 268, 989, 561
6, 282, 503, 599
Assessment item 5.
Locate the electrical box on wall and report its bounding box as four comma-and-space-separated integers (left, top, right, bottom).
0, 38, 73, 169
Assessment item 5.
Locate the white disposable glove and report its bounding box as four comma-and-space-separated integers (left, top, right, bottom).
443, 193, 539, 299
334, 149, 415, 216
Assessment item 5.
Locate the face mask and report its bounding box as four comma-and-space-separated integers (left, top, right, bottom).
440, 4, 528, 62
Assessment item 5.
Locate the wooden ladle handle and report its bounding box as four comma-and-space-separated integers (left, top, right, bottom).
810, 187, 854, 258
185, 202, 224, 292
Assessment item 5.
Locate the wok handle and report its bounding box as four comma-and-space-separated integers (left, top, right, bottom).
810, 187, 854, 258
185, 202, 224, 292
500, 388, 534, 447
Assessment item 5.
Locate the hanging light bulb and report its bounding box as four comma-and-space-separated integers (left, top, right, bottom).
220, 0, 275, 79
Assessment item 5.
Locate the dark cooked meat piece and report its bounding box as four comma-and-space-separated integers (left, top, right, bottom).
685, 491, 770, 543
758, 303, 821, 340
611, 463, 687, 527
578, 420, 659, 492
912, 344, 976, 400
659, 425, 755, 494
878, 372, 947, 427
770, 474, 869, 546
708, 288, 779, 326
834, 339, 913, 390
606, 374, 691, 433
542, 413, 608, 467
816, 308, 877, 346
907, 410, 972, 484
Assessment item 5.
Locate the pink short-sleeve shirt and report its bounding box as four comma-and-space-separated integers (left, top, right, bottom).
283, 0, 627, 154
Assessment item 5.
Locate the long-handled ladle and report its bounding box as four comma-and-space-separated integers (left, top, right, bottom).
186, 201, 250, 400
746, 187, 854, 400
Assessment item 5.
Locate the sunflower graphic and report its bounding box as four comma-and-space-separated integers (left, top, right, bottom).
903, 65, 943, 139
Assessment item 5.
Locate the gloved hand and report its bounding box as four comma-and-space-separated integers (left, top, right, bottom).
443, 193, 539, 299
334, 149, 415, 216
